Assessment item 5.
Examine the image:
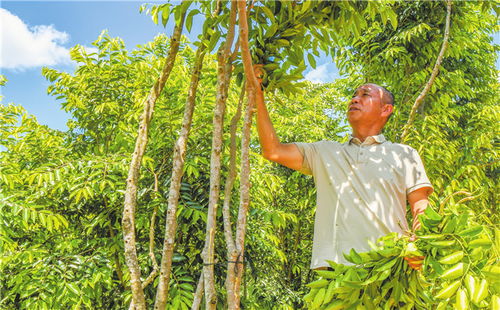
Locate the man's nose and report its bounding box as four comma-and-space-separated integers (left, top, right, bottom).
351, 96, 360, 104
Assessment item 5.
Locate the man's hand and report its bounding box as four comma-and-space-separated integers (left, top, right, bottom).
403, 239, 424, 271
253, 64, 264, 92
404, 255, 425, 271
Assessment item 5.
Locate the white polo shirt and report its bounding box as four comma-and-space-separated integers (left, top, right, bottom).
293, 134, 433, 269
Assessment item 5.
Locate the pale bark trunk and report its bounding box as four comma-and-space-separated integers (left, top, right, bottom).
154, 45, 207, 309
122, 11, 186, 309
143, 171, 159, 289
191, 273, 205, 310
400, 0, 451, 142
232, 89, 255, 308
231, 1, 259, 307
223, 87, 245, 309
201, 2, 237, 309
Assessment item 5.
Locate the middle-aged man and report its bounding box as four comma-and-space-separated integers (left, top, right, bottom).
254, 79, 433, 271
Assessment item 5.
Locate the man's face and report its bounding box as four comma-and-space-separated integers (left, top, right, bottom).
347, 84, 389, 126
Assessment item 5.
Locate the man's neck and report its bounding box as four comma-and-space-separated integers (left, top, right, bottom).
351, 129, 382, 142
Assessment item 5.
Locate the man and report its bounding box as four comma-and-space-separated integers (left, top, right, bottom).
254, 81, 433, 270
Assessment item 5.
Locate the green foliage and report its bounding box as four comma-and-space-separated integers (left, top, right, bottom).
0, 31, 216, 309
304, 205, 499, 309
243, 0, 398, 96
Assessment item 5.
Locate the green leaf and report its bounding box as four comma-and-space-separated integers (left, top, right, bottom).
387, 9, 398, 29
261, 6, 275, 22
307, 53, 317, 69
174, 5, 182, 26
441, 263, 464, 280
424, 206, 442, 221
349, 248, 362, 265
161, 4, 171, 28
306, 278, 329, 288
207, 31, 220, 52
438, 251, 464, 265
458, 225, 483, 237
172, 254, 186, 262
152, 6, 160, 25
185, 9, 199, 33
374, 257, 399, 272
265, 23, 278, 38
179, 283, 193, 291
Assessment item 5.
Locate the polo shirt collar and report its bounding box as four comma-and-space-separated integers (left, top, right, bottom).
349, 134, 386, 145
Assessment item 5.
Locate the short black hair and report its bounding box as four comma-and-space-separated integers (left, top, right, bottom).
360, 83, 394, 106
380, 86, 394, 106
380, 86, 394, 124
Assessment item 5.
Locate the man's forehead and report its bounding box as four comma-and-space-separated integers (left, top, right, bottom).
355, 84, 380, 92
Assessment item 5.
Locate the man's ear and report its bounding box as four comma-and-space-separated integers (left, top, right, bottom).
382, 104, 393, 118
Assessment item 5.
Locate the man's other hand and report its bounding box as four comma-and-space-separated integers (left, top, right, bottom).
404, 240, 424, 270
404, 255, 424, 271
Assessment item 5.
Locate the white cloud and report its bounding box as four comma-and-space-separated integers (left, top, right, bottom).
304, 63, 339, 84
0, 8, 71, 70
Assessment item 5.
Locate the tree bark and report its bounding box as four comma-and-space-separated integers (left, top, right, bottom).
400, 0, 452, 142
200, 2, 238, 309
232, 89, 255, 309
191, 273, 205, 310
122, 9, 186, 309
153, 43, 207, 309
223, 86, 245, 309
143, 170, 160, 289
231, 1, 259, 307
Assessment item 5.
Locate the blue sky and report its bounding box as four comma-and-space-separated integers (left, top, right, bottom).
0, 1, 497, 131
0, 1, 337, 131
1, 1, 196, 130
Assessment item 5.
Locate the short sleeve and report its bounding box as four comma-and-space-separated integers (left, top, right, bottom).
405, 148, 434, 195
292, 142, 318, 175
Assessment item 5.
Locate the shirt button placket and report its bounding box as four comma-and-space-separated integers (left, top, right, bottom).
359, 145, 366, 163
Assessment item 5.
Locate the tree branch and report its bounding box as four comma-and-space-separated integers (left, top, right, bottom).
122, 8, 186, 309
201, 2, 238, 309
223, 85, 245, 308
153, 31, 207, 310
191, 273, 204, 310
142, 171, 159, 289
236, 1, 259, 91
231, 1, 258, 307
400, 0, 452, 142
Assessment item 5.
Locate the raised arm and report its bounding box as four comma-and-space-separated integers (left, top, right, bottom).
254, 68, 303, 171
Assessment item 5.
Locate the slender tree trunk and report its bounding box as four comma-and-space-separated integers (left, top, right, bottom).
223, 87, 245, 309
231, 1, 260, 307
143, 171, 160, 289
400, 0, 451, 142
200, 2, 237, 309
154, 45, 207, 309
122, 10, 186, 309
232, 89, 255, 308
191, 273, 205, 310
